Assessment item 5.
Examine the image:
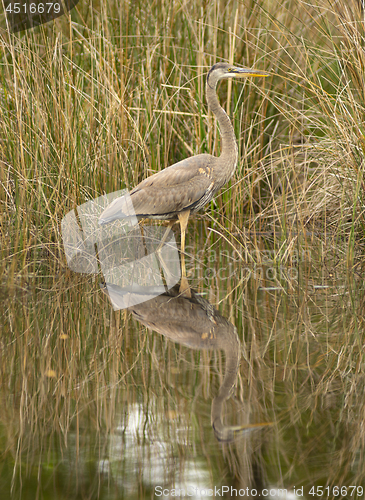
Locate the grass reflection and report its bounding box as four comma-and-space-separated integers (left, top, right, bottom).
1, 225, 365, 498
1, 0, 365, 496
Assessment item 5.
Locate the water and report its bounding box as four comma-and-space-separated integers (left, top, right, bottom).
1, 220, 365, 499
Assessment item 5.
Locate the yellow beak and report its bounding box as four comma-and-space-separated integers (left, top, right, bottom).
230, 67, 269, 78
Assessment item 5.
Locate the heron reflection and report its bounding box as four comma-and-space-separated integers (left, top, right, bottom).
101, 282, 271, 442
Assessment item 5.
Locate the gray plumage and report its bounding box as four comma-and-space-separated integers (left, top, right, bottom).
99, 62, 268, 225
112, 284, 272, 443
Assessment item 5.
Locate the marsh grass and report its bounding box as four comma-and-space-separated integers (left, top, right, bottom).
1, 0, 365, 497
1, 244, 365, 496
1, 0, 365, 277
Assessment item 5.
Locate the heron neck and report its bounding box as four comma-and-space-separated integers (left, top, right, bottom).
206, 81, 238, 180
211, 328, 240, 429
216, 330, 240, 400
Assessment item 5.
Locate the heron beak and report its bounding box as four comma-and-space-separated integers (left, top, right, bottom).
212, 420, 273, 443
229, 67, 269, 78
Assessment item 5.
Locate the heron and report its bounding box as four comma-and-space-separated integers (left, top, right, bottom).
99, 62, 268, 295
101, 282, 272, 442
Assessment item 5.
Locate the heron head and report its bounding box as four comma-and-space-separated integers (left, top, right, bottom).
207, 62, 268, 88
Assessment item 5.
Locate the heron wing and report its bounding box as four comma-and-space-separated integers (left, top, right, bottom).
130, 153, 216, 217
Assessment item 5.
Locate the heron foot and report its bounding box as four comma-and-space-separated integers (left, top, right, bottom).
179, 276, 191, 298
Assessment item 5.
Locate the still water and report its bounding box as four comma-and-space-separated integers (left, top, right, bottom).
1, 218, 365, 499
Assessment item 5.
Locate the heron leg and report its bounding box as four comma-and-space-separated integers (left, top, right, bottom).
157, 221, 175, 252
136, 219, 148, 257
178, 210, 191, 298
156, 221, 176, 284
